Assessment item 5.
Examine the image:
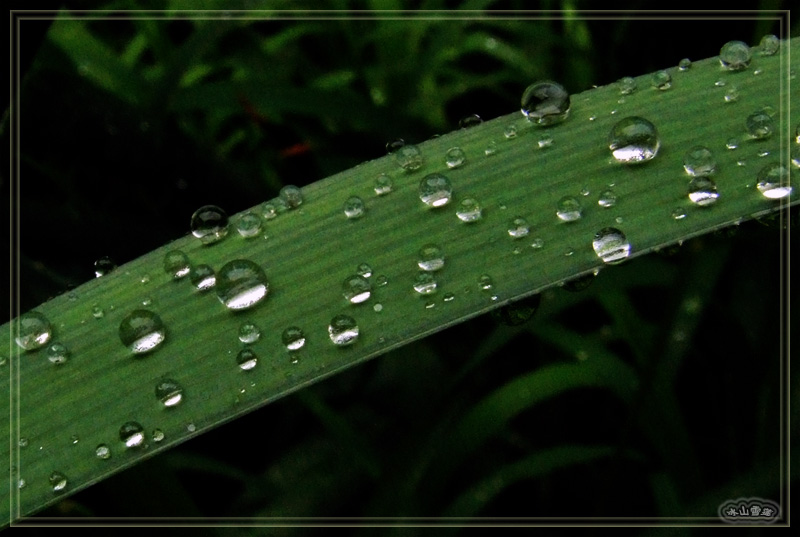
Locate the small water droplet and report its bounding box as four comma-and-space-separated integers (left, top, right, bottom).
562, 272, 596, 292
70, 434, 79, 445
737, 159, 747, 167
530, 237, 544, 249
746, 110, 774, 139
186, 423, 196, 432
757, 149, 770, 158
504, 124, 518, 139
720, 40, 752, 70
216, 259, 269, 311
491, 294, 541, 326
395, 144, 424, 171
95, 444, 111, 460
18, 478, 26, 489
189, 264, 216, 290
537, 134, 553, 149
374, 174, 393, 195
417, 244, 445, 271
119, 421, 145, 448
791, 145, 800, 168
688, 177, 720, 206
484, 142, 498, 156
756, 163, 792, 199
608, 116, 660, 164
478, 274, 493, 291
236, 348, 258, 371
507, 217, 530, 238
15, 311, 52, 351
672, 207, 688, 220
373, 302, 384, 313
714, 79, 726, 87
19, 437, 28, 448
343, 196, 365, 219
356, 263, 373, 278
726, 138, 739, 150
235, 322, 260, 344
758, 34, 780, 56
191, 205, 229, 245
419, 173, 453, 207
46, 342, 69, 365
375, 275, 388, 286
91, 305, 104, 319
164, 251, 190, 280
724, 85, 739, 102
343, 275, 372, 304
592, 228, 631, 264
456, 197, 483, 222
328, 315, 359, 346
556, 196, 582, 222
236, 212, 262, 238
119, 310, 166, 354
282, 326, 306, 351
678, 58, 692, 70
650, 70, 672, 90
280, 185, 303, 209
459, 114, 482, 129
49, 471, 67, 492
140, 275, 150, 284
683, 146, 717, 176
598, 189, 617, 208
424, 300, 436, 309
443, 293, 455, 303
795, 123, 800, 144
152, 429, 165, 443
156, 379, 184, 408
261, 202, 278, 220
413, 272, 437, 295
94, 256, 116, 278
520, 80, 570, 125
445, 147, 466, 168
617, 76, 637, 95
386, 138, 405, 153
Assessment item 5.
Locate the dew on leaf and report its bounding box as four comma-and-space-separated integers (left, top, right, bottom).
678, 58, 692, 70
459, 114, 482, 129
688, 177, 720, 206
280, 185, 303, 209
598, 190, 617, 208
236, 212, 262, 238
418, 244, 445, 271
343, 275, 372, 304
520, 80, 570, 125
490, 294, 541, 326
94, 256, 116, 278
15, 311, 52, 351
155, 379, 184, 408
119, 421, 145, 448
608, 116, 660, 164
413, 272, 437, 295
328, 315, 359, 346
419, 173, 453, 207
507, 217, 530, 238
395, 144, 423, 171
46, 342, 69, 365
191, 205, 229, 245
216, 259, 269, 311
238, 322, 261, 344
189, 264, 216, 290
374, 174, 393, 195
118, 309, 166, 354
746, 110, 774, 139
456, 197, 483, 223
445, 147, 466, 169
282, 326, 306, 351
164, 250, 191, 279
617, 77, 637, 95
720, 40, 752, 70
592, 228, 631, 264
237, 348, 258, 371
344, 196, 365, 219
650, 70, 672, 90
758, 34, 780, 56
49, 472, 67, 492
683, 146, 717, 176
756, 163, 792, 199
95, 444, 111, 460
356, 263, 373, 278
556, 196, 582, 222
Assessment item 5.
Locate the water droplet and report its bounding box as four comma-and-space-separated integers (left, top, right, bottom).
491, 294, 541, 326
374, 174, 393, 196
726, 138, 739, 150
216, 259, 269, 311
756, 163, 792, 199
678, 58, 692, 70
720, 40, 752, 70
650, 70, 672, 90
19, 437, 28, 448
375, 275, 388, 286
155, 379, 184, 408
186, 423, 196, 432
537, 134, 553, 149
757, 149, 770, 158
556, 196, 582, 222
95, 444, 111, 460
280, 185, 303, 209
413, 272, 437, 295
15, 311, 52, 350
417, 244, 445, 271
683, 146, 717, 176
478, 274, 493, 291
617, 76, 637, 95
191, 205, 229, 245
671, 207, 688, 220
343, 196, 365, 219
445, 147, 466, 168
119, 310, 166, 354
238, 322, 261, 344
484, 142, 498, 156
746, 110, 774, 139
119, 421, 145, 448
140, 275, 150, 284
419, 173, 453, 207
261, 202, 278, 220
592, 228, 631, 264
18, 478, 25, 489
94, 256, 116, 278
758, 34, 779, 56
724, 85, 739, 102
395, 144, 423, 171
608, 116, 660, 164
791, 145, 800, 168
795, 123, 800, 144
507, 217, 530, 238
152, 429, 165, 443
373, 303, 383, 312
456, 197, 483, 223
234, 347, 258, 370
424, 301, 436, 310
189, 264, 216, 291
49, 471, 67, 492
598, 189, 617, 208
443, 293, 455, 303
714, 79, 726, 87
459, 114, 482, 129
520, 80, 570, 125
92, 305, 104, 319
737, 159, 747, 167
356, 263, 373, 278
688, 177, 719, 206
530, 237, 544, 249
504, 124, 517, 139
236, 212, 262, 238
282, 326, 306, 351
164, 251, 190, 279
562, 272, 596, 292
328, 315, 359, 346
343, 275, 371, 304
46, 342, 69, 365
386, 138, 405, 153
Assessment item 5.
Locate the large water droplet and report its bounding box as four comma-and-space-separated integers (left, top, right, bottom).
164, 250, 190, 279
343, 275, 371, 304
189, 264, 216, 290
49, 471, 67, 492
216, 259, 269, 311
374, 174, 393, 196
746, 110, 774, 139
155, 379, 184, 408
238, 322, 261, 344
556, 196, 582, 222
417, 244, 445, 271
756, 163, 792, 199
720, 40, 752, 70
119, 309, 166, 354
683, 146, 717, 176
456, 197, 483, 222
650, 70, 672, 90
282, 326, 306, 351
46, 342, 69, 365
191, 205, 229, 245
507, 217, 530, 238
688, 177, 720, 206
617, 76, 637, 95
592, 227, 631, 264
608, 116, 660, 163
445, 147, 466, 168
520, 80, 570, 125
413, 272, 437, 295
395, 144, 423, 171
236, 212, 262, 238
237, 348, 258, 371
119, 421, 145, 448
758, 34, 780, 56
344, 196, 365, 219
328, 315, 359, 346
15, 311, 52, 350
280, 185, 304, 209
94, 256, 116, 278
419, 173, 453, 207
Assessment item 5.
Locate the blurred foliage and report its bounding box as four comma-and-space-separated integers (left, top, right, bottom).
6, 0, 796, 532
